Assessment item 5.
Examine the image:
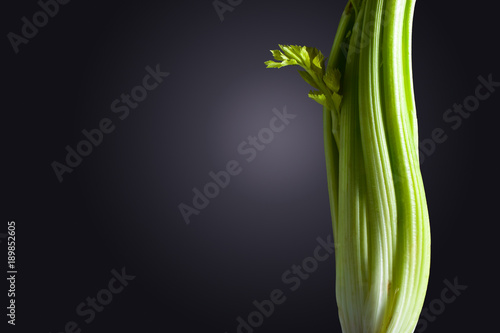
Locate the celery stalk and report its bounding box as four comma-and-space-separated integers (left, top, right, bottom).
265, 1, 431, 332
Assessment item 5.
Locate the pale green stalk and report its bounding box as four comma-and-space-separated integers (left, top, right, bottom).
265, 0, 430, 332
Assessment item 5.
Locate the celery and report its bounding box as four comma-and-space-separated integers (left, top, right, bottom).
265, 1, 431, 332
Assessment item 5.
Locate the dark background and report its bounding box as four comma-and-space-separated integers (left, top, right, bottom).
2, 0, 498, 332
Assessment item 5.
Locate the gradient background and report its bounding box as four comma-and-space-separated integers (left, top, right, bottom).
2, 0, 498, 332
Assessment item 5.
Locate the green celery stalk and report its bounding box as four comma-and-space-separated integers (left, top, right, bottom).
265, 1, 430, 332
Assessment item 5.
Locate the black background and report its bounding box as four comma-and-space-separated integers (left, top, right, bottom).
2, 1, 498, 332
